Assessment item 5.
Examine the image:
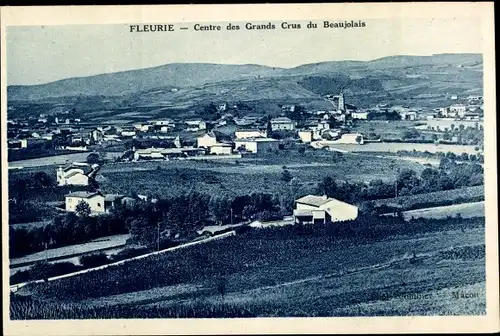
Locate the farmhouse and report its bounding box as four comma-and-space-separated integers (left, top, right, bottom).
56, 164, 97, 186
234, 137, 279, 153
293, 195, 358, 225
271, 117, 295, 131
65, 191, 106, 214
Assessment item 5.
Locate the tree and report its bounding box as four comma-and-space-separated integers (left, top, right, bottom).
317, 176, 338, 198
79, 252, 109, 268
396, 169, 419, 193
33, 172, 55, 188
281, 169, 293, 182
355, 135, 363, 144
75, 200, 91, 217
86, 152, 101, 164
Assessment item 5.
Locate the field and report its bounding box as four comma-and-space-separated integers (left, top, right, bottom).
11, 217, 485, 318
327, 142, 479, 155
402, 201, 484, 220
96, 149, 425, 198
371, 185, 484, 212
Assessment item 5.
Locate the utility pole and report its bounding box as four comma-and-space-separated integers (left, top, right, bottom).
230, 207, 233, 225
44, 242, 48, 262
157, 222, 160, 252
395, 179, 398, 198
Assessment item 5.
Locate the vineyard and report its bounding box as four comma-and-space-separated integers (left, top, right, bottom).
370, 185, 484, 213
12, 216, 486, 318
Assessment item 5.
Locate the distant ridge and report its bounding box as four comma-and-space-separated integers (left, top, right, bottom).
8, 53, 482, 101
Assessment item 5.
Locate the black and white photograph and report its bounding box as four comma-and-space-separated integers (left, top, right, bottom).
1, 3, 498, 335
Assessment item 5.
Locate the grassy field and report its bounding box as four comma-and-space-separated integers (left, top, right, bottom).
95, 149, 424, 198
12, 217, 485, 318
402, 201, 484, 220
371, 186, 484, 212
327, 142, 479, 155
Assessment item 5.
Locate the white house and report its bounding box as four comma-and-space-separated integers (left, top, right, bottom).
56, 165, 93, 186
197, 133, 218, 148
399, 111, 417, 121
449, 104, 466, 114
298, 130, 313, 143
271, 117, 295, 131
351, 111, 369, 120
235, 129, 267, 139
209, 143, 233, 155
293, 195, 358, 225
234, 137, 279, 153
65, 191, 106, 214
134, 123, 150, 132
185, 119, 207, 131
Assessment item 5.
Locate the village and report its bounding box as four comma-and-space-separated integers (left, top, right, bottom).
8, 89, 486, 283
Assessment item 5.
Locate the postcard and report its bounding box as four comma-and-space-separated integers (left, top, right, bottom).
1, 3, 498, 335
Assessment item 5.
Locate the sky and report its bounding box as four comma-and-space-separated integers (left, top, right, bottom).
6, 18, 483, 85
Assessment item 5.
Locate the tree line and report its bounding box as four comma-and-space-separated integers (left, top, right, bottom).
316, 157, 484, 205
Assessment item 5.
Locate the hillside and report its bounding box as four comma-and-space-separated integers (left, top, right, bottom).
8, 54, 482, 103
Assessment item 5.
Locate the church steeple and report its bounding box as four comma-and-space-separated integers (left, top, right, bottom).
338, 90, 345, 112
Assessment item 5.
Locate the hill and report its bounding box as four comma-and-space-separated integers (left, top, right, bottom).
8, 54, 482, 102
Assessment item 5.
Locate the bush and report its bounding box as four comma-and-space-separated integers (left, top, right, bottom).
10, 261, 82, 285
111, 247, 151, 262
79, 252, 110, 268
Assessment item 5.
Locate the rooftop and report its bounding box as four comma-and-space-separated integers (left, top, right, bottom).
66, 191, 103, 199
271, 117, 293, 123
235, 137, 278, 143
296, 195, 330, 207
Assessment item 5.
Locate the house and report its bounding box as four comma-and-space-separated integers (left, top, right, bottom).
209, 143, 233, 155
399, 111, 417, 121
351, 111, 369, 120
56, 164, 97, 186
313, 120, 330, 132
235, 129, 267, 139
234, 137, 279, 153
90, 129, 104, 143
271, 117, 295, 131
197, 133, 218, 148
7, 139, 27, 149
134, 123, 150, 132
449, 104, 466, 114
121, 130, 137, 137
293, 195, 358, 225
133, 147, 204, 161
65, 191, 106, 214
152, 119, 175, 126
197, 131, 233, 148
298, 130, 313, 143
104, 194, 125, 212
217, 102, 227, 112
281, 104, 296, 113
234, 116, 259, 126
185, 119, 207, 131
